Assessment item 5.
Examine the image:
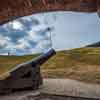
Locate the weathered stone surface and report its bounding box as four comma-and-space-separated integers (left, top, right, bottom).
0, 0, 99, 25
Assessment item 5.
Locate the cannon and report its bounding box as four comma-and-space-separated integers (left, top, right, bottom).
0, 49, 56, 94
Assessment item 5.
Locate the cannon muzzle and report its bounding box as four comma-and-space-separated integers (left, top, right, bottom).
31, 48, 56, 66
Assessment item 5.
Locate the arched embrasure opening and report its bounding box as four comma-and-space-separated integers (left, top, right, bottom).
0, 11, 100, 85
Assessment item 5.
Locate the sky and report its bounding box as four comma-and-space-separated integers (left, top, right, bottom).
0, 11, 100, 55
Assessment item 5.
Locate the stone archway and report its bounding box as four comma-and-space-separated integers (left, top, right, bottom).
0, 0, 99, 25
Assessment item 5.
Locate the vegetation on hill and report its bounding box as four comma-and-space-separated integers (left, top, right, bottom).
87, 42, 100, 47
1, 47, 100, 84
0, 54, 39, 75
41, 47, 100, 84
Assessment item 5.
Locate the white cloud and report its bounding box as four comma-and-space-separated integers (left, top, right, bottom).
12, 20, 24, 30
29, 32, 45, 42
3, 20, 24, 31
21, 15, 35, 22
0, 35, 10, 47
15, 38, 31, 50
0, 53, 8, 55
30, 48, 42, 54
29, 24, 47, 32
36, 40, 51, 52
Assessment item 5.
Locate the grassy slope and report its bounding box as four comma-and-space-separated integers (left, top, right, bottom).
41, 47, 100, 84
1, 47, 100, 84
0, 54, 39, 75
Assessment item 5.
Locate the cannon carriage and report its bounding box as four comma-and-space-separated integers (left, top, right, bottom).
0, 49, 56, 94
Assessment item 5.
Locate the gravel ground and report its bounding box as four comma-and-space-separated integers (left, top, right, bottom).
19, 93, 98, 100
0, 92, 97, 100
0, 79, 100, 100
0, 90, 40, 100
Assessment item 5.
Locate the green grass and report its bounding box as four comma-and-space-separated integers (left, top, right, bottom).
41, 47, 100, 84
0, 54, 39, 75
1, 47, 100, 84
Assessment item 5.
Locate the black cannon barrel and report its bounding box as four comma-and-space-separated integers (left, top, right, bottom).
7, 48, 56, 79
31, 49, 56, 66
0, 49, 56, 94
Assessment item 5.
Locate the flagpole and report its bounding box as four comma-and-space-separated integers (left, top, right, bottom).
47, 27, 53, 48
50, 29, 52, 48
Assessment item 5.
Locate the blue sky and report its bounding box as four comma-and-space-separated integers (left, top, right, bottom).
0, 11, 100, 55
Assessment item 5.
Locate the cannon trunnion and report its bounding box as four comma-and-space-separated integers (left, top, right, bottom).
0, 49, 56, 94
